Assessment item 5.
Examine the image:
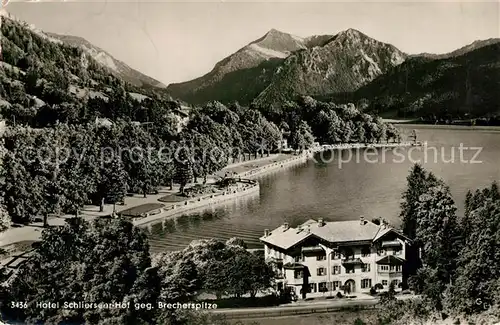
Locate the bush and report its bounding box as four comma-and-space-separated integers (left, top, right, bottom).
353, 318, 366, 325
370, 287, 377, 295
336, 292, 343, 298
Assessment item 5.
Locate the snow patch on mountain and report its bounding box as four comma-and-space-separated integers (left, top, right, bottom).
247, 44, 289, 59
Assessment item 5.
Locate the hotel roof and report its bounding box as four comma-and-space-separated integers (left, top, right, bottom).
260, 219, 409, 250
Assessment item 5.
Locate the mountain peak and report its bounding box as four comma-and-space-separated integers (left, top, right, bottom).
265, 28, 286, 36
336, 28, 364, 38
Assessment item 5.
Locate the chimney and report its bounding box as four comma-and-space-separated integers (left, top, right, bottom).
318, 218, 325, 227
283, 222, 289, 230
264, 229, 270, 237
360, 216, 366, 225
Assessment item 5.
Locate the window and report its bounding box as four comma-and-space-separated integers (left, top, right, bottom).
392, 279, 399, 286
332, 281, 342, 290
309, 283, 317, 293
362, 263, 371, 272
317, 254, 326, 261
344, 248, 354, 260
382, 280, 388, 286
331, 251, 342, 260
332, 265, 341, 275
345, 266, 355, 274
294, 270, 303, 279
319, 282, 328, 292
361, 247, 371, 257
393, 247, 402, 256
361, 279, 372, 289
377, 248, 386, 256
317, 267, 326, 276
389, 265, 402, 272
380, 265, 389, 271
294, 255, 303, 262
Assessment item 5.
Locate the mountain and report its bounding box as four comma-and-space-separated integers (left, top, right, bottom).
0, 13, 175, 127
167, 28, 406, 106
412, 38, 500, 60
252, 29, 405, 107
46, 33, 167, 89
345, 41, 500, 119
166, 29, 308, 105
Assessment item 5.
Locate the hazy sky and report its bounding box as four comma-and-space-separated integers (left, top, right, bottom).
5, 1, 500, 85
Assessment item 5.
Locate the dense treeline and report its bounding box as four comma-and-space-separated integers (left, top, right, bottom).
386, 164, 500, 324
0, 96, 401, 226
0, 217, 265, 325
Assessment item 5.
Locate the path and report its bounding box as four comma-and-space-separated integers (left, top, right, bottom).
0, 142, 416, 251
0, 154, 290, 250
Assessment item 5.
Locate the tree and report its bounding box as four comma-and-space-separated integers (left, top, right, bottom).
290, 121, 314, 152
226, 237, 247, 249
104, 157, 128, 214
444, 185, 500, 313
400, 164, 437, 240
0, 200, 10, 232
203, 260, 230, 299
174, 145, 193, 195
1, 218, 155, 325
414, 184, 461, 310
154, 253, 201, 302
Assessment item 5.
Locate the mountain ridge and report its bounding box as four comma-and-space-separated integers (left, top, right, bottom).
46, 32, 167, 89
167, 28, 406, 106
0, 9, 165, 89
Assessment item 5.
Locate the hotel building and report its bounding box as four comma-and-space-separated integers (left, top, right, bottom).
260, 217, 411, 298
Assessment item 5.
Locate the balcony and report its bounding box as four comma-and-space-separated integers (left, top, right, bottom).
341, 257, 364, 266
301, 246, 324, 253
376, 255, 404, 275
378, 268, 403, 277
381, 240, 402, 248
266, 257, 284, 264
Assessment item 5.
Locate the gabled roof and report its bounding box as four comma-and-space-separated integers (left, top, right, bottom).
376, 255, 405, 266
373, 227, 412, 243
260, 219, 410, 250
310, 220, 381, 243
259, 225, 315, 250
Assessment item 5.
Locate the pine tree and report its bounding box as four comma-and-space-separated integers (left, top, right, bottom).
444, 190, 500, 313
415, 184, 462, 309
105, 157, 128, 214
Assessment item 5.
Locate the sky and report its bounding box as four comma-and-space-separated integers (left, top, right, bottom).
4, 1, 500, 85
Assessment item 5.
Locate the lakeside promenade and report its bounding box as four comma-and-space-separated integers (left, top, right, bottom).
0, 141, 417, 257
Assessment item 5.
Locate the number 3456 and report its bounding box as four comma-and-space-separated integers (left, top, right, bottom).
11, 302, 27, 309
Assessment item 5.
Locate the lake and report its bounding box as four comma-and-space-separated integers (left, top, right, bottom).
147, 125, 500, 252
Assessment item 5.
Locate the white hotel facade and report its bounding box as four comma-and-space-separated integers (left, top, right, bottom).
260, 218, 411, 298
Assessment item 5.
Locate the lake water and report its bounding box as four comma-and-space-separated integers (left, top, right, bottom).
147, 125, 500, 253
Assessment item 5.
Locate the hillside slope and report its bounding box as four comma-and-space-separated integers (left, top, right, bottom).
46, 33, 167, 89
0, 13, 176, 128
252, 29, 405, 107
349, 42, 500, 119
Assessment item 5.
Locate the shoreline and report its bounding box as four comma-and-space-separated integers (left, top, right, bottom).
0, 141, 418, 251
134, 179, 260, 228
